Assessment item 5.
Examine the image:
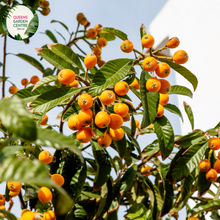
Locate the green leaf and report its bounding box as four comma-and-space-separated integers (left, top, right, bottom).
89, 59, 133, 96
91, 140, 111, 190
63, 102, 81, 121
44, 30, 58, 43
0, 209, 17, 220
81, 191, 101, 199
184, 101, 194, 130
48, 43, 84, 71
188, 200, 220, 218
23, 0, 40, 9
126, 204, 153, 220
36, 128, 83, 162
15, 53, 44, 72
167, 141, 208, 183
0, 6, 7, 35
37, 48, 78, 73
140, 69, 159, 128
112, 156, 122, 171
153, 116, 174, 160
101, 27, 128, 40
51, 20, 69, 32
142, 140, 160, 157
140, 24, 147, 53
113, 135, 127, 159
169, 85, 193, 98
55, 30, 66, 44
31, 87, 82, 113
99, 31, 116, 41
131, 114, 136, 137
129, 86, 141, 100
164, 103, 183, 121
158, 58, 198, 91
33, 75, 58, 91
198, 170, 211, 197
15, 85, 55, 103
0, 96, 36, 141
24, 13, 39, 36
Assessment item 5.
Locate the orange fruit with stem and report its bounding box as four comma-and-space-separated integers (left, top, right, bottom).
166, 37, 180, 49
38, 150, 53, 164
0, 194, 5, 206
84, 53, 97, 69
114, 81, 129, 96
130, 78, 140, 89
76, 127, 93, 143
95, 111, 111, 128
208, 137, 220, 150
159, 93, 169, 106
109, 114, 123, 129
146, 77, 161, 92
97, 37, 107, 48
21, 78, 29, 86
68, 115, 83, 130
141, 165, 152, 177
9, 190, 20, 197
78, 94, 93, 109
98, 60, 105, 67
214, 160, 220, 173
40, 115, 48, 125
120, 40, 134, 53
79, 17, 88, 26
58, 69, 75, 85
51, 174, 65, 186
124, 100, 133, 106
69, 80, 79, 87
123, 113, 130, 122
98, 133, 112, 148
158, 79, 171, 94
199, 159, 211, 172
9, 85, 18, 94
206, 168, 217, 182
43, 210, 56, 220
142, 57, 158, 72
187, 217, 199, 220
38, 187, 52, 203
109, 128, 124, 141
76, 13, 84, 23
141, 34, 155, 48
155, 62, 171, 78
173, 50, 189, 64
114, 103, 129, 118
156, 104, 164, 118
21, 211, 41, 220
130, 119, 140, 128
7, 182, 22, 192
30, 75, 40, 84
100, 90, 115, 105
92, 47, 101, 57
94, 24, 102, 33
87, 28, 97, 38
78, 108, 93, 125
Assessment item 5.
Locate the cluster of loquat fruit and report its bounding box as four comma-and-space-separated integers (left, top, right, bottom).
39, 0, 50, 16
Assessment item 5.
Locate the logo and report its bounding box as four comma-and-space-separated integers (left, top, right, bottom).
3, 4, 39, 40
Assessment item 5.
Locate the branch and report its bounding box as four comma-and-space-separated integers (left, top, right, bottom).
138, 152, 158, 168
2, 35, 7, 98
113, 163, 126, 185
76, 75, 90, 86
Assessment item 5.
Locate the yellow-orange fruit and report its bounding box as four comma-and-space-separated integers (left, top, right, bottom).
30, 75, 40, 84
146, 77, 161, 92
21, 78, 29, 86
148, 124, 153, 129
109, 114, 123, 129
84, 53, 97, 69
100, 90, 115, 105
124, 100, 133, 106
187, 217, 199, 220
141, 34, 155, 48
87, 28, 97, 38
51, 174, 65, 186
41, 7, 50, 16
21, 211, 41, 220
38, 150, 53, 164
38, 187, 52, 203
9, 190, 20, 197
156, 104, 164, 118
43, 210, 56, 220
76, 13, 84, 23
199, 159, 211, 172
130, 119, 140, 128
69, 80, 79, 87
114, 103, 129, 118
95, 111, 111, 128
94, 24, 102, 33
78, 108, 93, 125
97, 37, 107, 48
120, 40, 134, 53
58, 69, 75, 85
109, 128, 124, 141
155, 62, 171, 78
141, 165, 152, 177
173, 50, 189, 64
79, 17, 88, 26
68, 115, 83, 130
114, 81, 129, 96
166, 37, 180, 49
92, 47, 101, 57
159, 93, 169, 106
40, 115, 48, 125
130, 78, 140, 90
0, 194, 5, 206
142, 57, 158, 72
98, 60, 105, 67
21, 209, 31, 217
158, 79, 171, 94
76, 127, 93, 143
209, 137, 220, 150
123, 113, 130, 122
214, 160, 220, 173
9, 85, 18, 94
0, 205, 5, 210
98, 133, 112, 148
7, 182, 22, 192
78, 94, 93, 109
4, 96, 10, 99
206, 168, 218, 182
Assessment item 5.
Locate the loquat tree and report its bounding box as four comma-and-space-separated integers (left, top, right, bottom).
1, 1, 220, 220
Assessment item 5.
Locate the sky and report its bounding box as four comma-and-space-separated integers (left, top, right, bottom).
0, 0, 190, 219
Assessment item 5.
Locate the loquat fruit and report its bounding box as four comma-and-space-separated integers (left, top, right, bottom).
100, 90, 115, 105
38, 187, 52, 203
58, 69, 75, 85
67, 115, 83, 130
199, 159, 210, 172
38, 150, 53, 164
98, 133, 112, 148
108, 128, 124, 141
78, 108, 93, 125
142, 57, 158, 72
84, 53, 97, 69
141, 34, 155, 48
166, 37, 180, 49
114, 81, 129, 96
78, 94, 93, 109
114, 102, 129, 118
173, 50, 189, 64
146, 77, 161, 92
76, 127, 93, 143
120, 40, 134, 53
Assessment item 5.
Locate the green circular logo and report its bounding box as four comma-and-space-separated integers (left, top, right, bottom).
3, 4, 39, 40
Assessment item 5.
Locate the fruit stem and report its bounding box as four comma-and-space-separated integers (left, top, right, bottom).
18, 191, 27, 209
133, 48, 145, 57
152, 45, 167, 55
2, 35, 7, 98
73, 43, 86, 55
214, 183, 220, 199
84, 68, 88, 81
76, 75, 90, 86
74, 22, 80, 39
208, 149, 213, 161
81, 144, 91, 151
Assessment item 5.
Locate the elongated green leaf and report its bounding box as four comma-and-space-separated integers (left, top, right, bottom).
153, 116, 174, 160
81, 191, 100, 199
23, 0, 40, 9
101, 27, 127, 40
51, 20, 69, 32
89, 59, 133, 96
44, 30, 58, 43
158, 58, 198, 91
126, 204, 153, 220
91, 140, 111, 190
113, 135, 126, 159
198, 170, 211, 196
55, 30, 66, 44
142, 140, 160, 157
0, 6, 7, 35
63, 102, 81, 121
140, 24, 147, 53
36, 128, 83, 161
184, 101, 194, 130
169, 85, 193, 98
15, 85, 55, 103
48, 43, 84, 71
0, 96, 36, 141
164, 103, 183, 121
24, 13, 38, 36
0, 209, 18, 220
189, 200, 220, 217
33, 75, 58, 91
99, 31, 116, 41
129, 86, 141, 99
31, 87, 82, 113
37, 48, 78, 73
15, 53, 44, 72
167, 141, 208, 183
